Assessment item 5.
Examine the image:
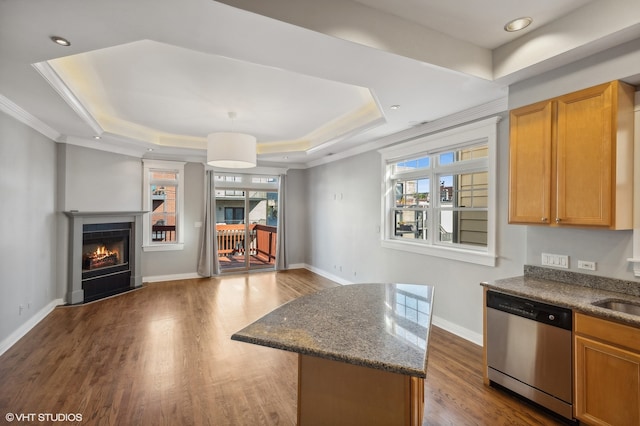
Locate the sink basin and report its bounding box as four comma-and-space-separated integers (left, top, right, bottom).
592, 299, 640, 316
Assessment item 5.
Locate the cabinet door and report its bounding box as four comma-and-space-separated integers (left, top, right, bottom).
298, 354, 424, 426
575, 335, 640, 426
556, 83, 613, 226
508, 100, 553, 224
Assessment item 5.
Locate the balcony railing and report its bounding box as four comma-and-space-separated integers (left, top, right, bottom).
150, 223, 277, 265
216, 224, 277, 264
152, 225, 176, 242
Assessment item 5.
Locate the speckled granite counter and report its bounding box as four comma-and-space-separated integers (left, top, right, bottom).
231, 283, 434, 378
481, 265, 640, 327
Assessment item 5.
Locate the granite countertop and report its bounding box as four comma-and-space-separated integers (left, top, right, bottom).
481, 265, 640, 327
231, 283, 434, 378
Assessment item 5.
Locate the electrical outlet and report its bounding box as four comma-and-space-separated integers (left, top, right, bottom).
578, 260, 596, 271
541, 253, 569, 269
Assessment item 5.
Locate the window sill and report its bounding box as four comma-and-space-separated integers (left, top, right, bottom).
381, 239, 496, 267
143, 243, 185, 252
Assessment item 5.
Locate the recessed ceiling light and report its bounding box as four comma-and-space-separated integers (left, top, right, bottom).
504, 17, 533, 32
147, 148, 154, 152
50, 36, 71, 46
93, 135, 101, 140
390, 105, 400, 110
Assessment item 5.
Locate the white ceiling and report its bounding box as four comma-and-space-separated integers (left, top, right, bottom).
1, 0, 639, 168
352, 0, 594, 49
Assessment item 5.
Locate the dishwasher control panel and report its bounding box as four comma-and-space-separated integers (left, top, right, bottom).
486, 291, 572, 330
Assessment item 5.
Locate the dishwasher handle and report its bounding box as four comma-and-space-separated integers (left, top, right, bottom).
487, 291, 572, 330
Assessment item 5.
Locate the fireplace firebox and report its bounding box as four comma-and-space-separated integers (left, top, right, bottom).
65, 211, 144, 304
82, 223, 131, 302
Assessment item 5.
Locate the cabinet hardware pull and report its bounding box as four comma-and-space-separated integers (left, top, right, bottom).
556, 218, 561, 224
541, 217, 548, 222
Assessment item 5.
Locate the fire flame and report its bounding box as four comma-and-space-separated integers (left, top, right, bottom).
84, 245, 120, 270
86, 245, 119, 261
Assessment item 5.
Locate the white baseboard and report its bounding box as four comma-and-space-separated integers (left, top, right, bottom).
287, 263, 307, 270
143, 272, 202, 283
0, 298, 64, 357
299, 264, 483, 346
432, 315, 483, 347
302, 264, 352, 285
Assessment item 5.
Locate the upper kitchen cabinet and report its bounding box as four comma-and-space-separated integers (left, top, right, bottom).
508, 81, 635, 229
508, 100, 553, 224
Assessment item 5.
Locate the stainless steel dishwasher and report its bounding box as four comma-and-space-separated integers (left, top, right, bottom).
486, 290, 573, 421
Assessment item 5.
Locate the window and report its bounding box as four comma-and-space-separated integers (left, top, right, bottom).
142, 160, 185, 251
224, 207, 245, 224
380, 117, 499, 266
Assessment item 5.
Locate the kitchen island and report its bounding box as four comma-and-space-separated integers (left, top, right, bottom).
231, 283, 434, 426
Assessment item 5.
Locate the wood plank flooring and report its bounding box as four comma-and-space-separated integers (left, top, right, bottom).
0, 270, 565, 425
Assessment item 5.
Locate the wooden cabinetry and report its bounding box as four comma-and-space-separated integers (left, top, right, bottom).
574, 313, 640, 425
297, 354, 424, 426
508, 81, 635, 229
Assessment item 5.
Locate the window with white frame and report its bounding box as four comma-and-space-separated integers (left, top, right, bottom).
380, 117, 499, 266
142, 160, 185, 251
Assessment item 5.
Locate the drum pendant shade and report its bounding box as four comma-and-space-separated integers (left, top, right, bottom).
207, 132, 256, 168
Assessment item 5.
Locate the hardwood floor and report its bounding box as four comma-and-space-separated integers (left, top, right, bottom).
0, 270, 565, 425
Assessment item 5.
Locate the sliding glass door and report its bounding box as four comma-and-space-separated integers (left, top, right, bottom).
214, 174, 279, 272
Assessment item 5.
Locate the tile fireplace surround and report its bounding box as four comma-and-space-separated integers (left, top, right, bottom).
64, 211, 144, 304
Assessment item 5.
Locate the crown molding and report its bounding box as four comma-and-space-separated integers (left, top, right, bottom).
31, 61, 103, 136
0, 94, 62, 142
305, 96, 508, 168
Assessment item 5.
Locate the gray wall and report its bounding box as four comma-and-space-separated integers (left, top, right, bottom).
55, 144, 144, 299
284, 169, 308, 266
56, 145, 205, 280
305, 150, 388, 281
304, 122, 527, 340
0, 111, 58, 345
299, 36, 640, 341
58, 144, 142, 212
141, 162, 204, 278
509, 37, 640, 280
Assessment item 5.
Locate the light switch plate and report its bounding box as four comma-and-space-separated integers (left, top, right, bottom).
541, 253, 569, 269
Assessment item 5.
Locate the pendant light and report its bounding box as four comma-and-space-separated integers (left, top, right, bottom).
207, 112, 257, 168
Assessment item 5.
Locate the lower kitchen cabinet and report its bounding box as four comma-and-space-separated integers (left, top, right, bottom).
574, 313, 640, 426
297, 354, 424, 426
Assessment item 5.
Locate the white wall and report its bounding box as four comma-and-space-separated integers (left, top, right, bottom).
0, 111, 59, 347
304, 118, 527, 342
510, 37, 640, 281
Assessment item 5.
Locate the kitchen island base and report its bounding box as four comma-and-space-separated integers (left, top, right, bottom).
298, 354, 424, 426
231, 283, 433, 425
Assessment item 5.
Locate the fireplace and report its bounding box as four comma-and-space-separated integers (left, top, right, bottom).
81, 223, 131, 302
65, 211, 144, 304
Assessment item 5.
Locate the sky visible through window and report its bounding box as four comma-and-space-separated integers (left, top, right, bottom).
439, 152, 454, 189
398, 152, 455, 193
